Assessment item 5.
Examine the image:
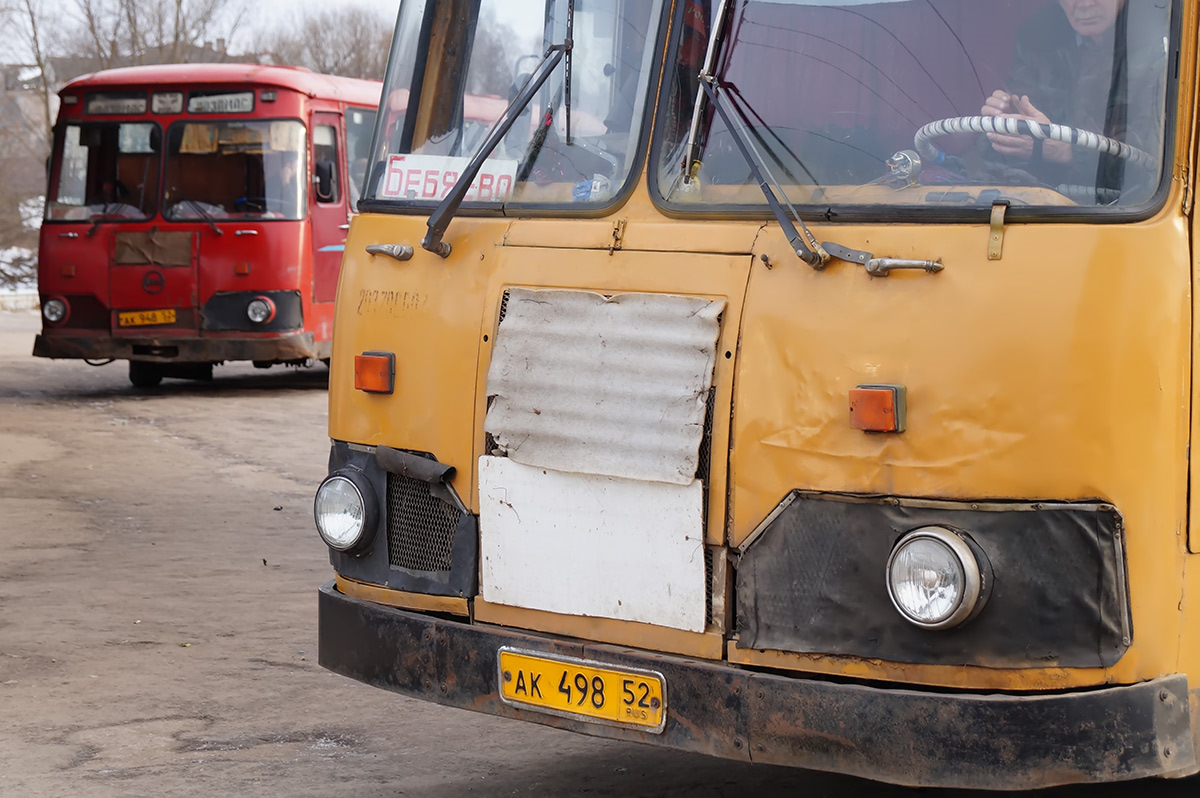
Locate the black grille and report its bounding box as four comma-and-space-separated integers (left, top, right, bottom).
696, 385, 716, 481
497, 290, 510, 325
705, 546, 716, 627
386, 473, 461, 572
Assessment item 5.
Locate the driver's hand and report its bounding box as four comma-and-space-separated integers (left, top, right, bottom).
985, 95, 1072, 165
981, 90, 1015, 117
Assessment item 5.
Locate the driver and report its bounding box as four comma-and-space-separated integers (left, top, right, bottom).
979, 0, 1166, 196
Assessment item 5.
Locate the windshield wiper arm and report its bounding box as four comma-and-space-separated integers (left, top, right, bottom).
422, 42, 569, 258
86, 202, 118, 236
172, 188, 223, 236
700, 79, 829, 268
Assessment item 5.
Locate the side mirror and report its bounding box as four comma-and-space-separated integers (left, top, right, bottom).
314, 160, 336, 202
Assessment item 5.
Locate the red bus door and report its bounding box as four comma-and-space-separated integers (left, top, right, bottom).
109, 229, 199, 334
311, 112, 348, 304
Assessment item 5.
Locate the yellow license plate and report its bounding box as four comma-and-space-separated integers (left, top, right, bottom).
497, 648, 666, 733
118, 309, 176, 327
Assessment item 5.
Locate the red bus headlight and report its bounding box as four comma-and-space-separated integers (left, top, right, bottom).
246, 296, 276, 324
42, 297, 69, 324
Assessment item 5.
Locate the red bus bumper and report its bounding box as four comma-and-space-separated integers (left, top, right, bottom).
33, 331, 320, 362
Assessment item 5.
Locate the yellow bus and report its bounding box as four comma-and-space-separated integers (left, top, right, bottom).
312, 0, 1199, 788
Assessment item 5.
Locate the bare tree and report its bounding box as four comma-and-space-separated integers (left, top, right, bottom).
48, 0, 248, 76
0, 92, 46, 288
263, 6, 393, 81
16, 0, 54, 138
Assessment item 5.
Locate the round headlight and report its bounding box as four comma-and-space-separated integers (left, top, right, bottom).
886, 527, 983, 629
42, 298, 68, 323
246, 296, 275, 324
314, 472, 377, 553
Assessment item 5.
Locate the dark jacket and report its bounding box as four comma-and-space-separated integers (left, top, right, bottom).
1003, 3, 1168, 199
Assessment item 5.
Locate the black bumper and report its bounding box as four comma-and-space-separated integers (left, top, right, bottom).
319, 583, 1197, 790
33, 331, 321, 362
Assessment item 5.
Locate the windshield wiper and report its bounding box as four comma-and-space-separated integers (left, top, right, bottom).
172, 188, 223, 236
680, 0, 732, 187
86, 202, 119, 237
676, 0, 830, 268
699, 79, 831, 268
422, 38, 571, 258
564, 0, 575, 145
701, 79, 942, 276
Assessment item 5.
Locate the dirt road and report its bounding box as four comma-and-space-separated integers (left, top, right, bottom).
0, 308, 1195, 798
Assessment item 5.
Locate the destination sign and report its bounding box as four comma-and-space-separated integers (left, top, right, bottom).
187, 92, 254, 114
86, 94, 147, 115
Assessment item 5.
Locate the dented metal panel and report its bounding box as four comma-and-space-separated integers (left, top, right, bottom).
484, 288, 724, 486
479, 456, 708, 632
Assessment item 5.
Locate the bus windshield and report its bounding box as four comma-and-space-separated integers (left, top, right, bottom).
45, 121, 160, 221
364, 0, 665, 209
163, 119, 308, 221
654, 0, 1175, 215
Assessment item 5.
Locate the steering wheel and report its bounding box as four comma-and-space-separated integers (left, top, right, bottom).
915, 116, 1156, 174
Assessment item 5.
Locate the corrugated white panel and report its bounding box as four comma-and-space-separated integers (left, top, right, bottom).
485, 288, 724, 486
479, 456, 707, 632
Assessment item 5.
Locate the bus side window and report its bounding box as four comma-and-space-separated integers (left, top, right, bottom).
345, 108, 376, 208
314, 124, 339, 204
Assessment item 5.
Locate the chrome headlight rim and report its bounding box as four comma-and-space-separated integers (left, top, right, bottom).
246, 296, 276, 324
886, 526, 984, 630
313, 469, 378, 554
42, 297, 69, 324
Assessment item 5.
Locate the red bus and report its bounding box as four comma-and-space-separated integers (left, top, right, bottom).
34, 64, 381, 387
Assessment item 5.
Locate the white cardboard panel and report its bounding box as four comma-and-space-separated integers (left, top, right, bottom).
479, 456, 707, 633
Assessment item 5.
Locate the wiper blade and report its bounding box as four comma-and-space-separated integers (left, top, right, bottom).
680, 0, 732, 185
699, 78, 829, 268
564, 0, 575, 145
422, 42, 569, 258
172, 189, 223, 236
86, 203, 117, 237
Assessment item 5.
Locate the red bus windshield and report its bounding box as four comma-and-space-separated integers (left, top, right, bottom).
163, 119, 307, 221
47, 122, 160, 221
45, 117, 310, 223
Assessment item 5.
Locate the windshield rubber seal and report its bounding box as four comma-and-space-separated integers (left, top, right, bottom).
646, 0, 1183, 227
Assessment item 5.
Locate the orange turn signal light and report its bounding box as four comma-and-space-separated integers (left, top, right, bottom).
849, 384, 906, 433
354, 351, 395, 394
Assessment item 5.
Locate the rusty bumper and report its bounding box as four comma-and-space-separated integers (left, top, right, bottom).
318, 582, 1197, 789
33, 332, 320, 362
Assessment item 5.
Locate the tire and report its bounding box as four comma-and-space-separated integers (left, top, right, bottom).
128, 361, 163, 388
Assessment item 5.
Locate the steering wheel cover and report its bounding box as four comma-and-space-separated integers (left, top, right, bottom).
915, 116, 1156, 173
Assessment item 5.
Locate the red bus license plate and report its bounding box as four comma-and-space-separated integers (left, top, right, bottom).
118, 309, 176, 327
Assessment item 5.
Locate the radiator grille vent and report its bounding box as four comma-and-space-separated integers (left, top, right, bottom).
387, 472, 461, 572
696, 385, 716, 482
705, 546, 716, 627
497, 290, 510, 325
